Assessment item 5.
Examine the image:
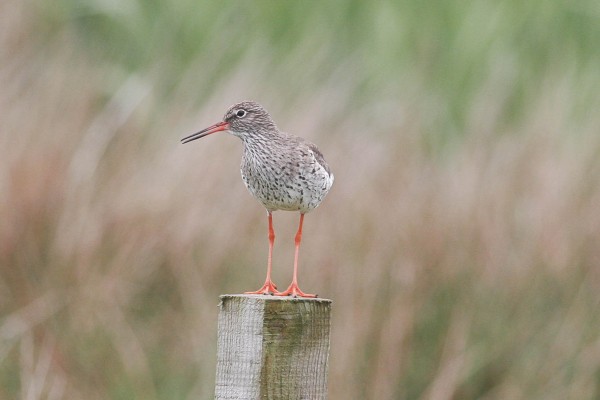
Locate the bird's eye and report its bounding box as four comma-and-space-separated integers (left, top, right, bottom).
236, 109, 247, 118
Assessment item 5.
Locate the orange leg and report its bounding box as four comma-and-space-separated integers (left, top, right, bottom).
245, 212, 279, 295
276, 213, 316, 298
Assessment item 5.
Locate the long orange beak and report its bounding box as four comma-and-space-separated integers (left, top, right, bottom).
181, 121, 230, 144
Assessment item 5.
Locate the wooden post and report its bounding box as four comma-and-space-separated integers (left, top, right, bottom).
215, 294, 332, 400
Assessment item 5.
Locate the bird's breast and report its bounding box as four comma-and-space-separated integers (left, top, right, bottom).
240, 148, 332, 213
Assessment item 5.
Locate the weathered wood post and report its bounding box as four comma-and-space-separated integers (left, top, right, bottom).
215, 294, 332, 399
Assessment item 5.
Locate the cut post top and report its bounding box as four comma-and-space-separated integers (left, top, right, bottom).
219, 293, 332, 303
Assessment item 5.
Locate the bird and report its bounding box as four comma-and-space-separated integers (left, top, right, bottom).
181, 101, 334, 297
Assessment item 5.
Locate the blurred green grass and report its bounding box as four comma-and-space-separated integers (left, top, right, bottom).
2, 0, 600, 399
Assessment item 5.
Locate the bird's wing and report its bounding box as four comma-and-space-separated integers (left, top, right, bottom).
307, 142, 332, 177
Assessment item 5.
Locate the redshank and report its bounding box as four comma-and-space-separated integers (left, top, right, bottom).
181, 101, 334, 297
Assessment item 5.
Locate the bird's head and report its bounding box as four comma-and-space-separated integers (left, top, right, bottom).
181, 101, 277, 144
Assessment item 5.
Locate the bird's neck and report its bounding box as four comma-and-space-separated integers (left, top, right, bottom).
242, 136, 269, 155
241, 131, 284, 164
241, 128, 280, 147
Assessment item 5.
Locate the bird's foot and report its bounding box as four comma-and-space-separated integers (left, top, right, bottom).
275, 282, 317, 298
245, 280, 279, 295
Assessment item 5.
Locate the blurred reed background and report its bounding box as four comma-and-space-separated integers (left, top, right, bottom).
2, 0, 600, 399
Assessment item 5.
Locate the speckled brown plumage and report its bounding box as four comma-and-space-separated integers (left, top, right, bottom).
181, 101, 334, 297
